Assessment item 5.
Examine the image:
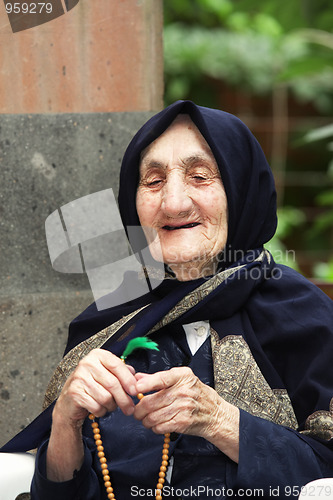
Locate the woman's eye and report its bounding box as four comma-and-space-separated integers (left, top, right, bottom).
193, 175, 207, 181
147, 179, 162, 186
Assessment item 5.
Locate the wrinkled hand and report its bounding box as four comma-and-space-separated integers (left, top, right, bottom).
133, 367, 239, 462
133, 367, 225, 440
47, 349, 139, 482
54, 349, 138, 425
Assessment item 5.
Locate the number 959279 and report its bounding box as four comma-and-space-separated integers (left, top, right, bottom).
5, 3, 53, 14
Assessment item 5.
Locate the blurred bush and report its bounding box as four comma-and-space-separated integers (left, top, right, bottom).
164, 0, 333, 280
164, 2, 333, 113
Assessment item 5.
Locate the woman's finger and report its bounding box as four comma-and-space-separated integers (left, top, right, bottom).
84, 349, 138, 397
135, 366, 194, 394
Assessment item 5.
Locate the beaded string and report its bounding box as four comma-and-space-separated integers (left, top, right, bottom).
89, 338, 170, 500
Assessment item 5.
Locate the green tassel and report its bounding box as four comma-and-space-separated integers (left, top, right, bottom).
121, 337, 159, 360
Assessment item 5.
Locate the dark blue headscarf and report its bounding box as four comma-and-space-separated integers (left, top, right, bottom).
118, 100, 277, 264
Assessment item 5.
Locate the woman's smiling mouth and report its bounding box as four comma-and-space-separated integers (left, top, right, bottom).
162, 222, 201, 231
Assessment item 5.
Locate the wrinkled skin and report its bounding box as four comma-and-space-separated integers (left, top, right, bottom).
134, 367, 238, 452
136, 114, 228, 281
47, 349, 239, 482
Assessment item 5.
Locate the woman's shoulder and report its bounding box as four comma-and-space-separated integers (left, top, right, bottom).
271, 263, 332, 303
251, 262, 333, 326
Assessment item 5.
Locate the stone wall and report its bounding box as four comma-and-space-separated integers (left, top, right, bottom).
0, 111, 156, 446
0, 0, 163, 447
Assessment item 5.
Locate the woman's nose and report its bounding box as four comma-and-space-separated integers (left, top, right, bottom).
161, 176, 193, 217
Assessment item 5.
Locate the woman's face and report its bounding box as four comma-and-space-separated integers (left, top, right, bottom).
136, 114, 228, 281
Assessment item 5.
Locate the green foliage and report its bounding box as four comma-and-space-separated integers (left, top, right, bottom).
311, 184, 333, 235
266, 207, 306, 270
275, 207, 307, 239
250, 13, 282, 36
164, 0, 232, 27
164, 23, 333, 112
164, 1, 333, 112
164, 0, 333, 279
165, 0, 333, 32
313, 259, 333, 281
301, 126, 333, 281
301, 124, 333, 143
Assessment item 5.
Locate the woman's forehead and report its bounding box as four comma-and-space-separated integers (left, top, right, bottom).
140, 114, 217, 167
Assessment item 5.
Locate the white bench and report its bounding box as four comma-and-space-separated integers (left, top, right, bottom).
0, 452, 36, 499
298, 478, 333, 499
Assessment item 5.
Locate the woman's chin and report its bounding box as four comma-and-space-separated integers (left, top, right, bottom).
158, 238, 207, 264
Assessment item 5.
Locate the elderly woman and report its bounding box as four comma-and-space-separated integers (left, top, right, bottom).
3, 101, 333, 499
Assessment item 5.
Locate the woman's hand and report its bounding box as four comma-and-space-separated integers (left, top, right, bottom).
54, 348, 138, 424
47, 349, 138, 482
133, 366, 240, 463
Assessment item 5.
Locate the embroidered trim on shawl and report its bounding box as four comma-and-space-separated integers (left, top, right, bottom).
147, 255, 262, 334
43, 306, 148, 409
43, 251, 269, 409
210, 330, 298, 429
301, 398, 333, 441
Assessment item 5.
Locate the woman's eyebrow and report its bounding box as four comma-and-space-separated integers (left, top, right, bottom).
181, 153, 214, 166
140, 159, 166, 172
